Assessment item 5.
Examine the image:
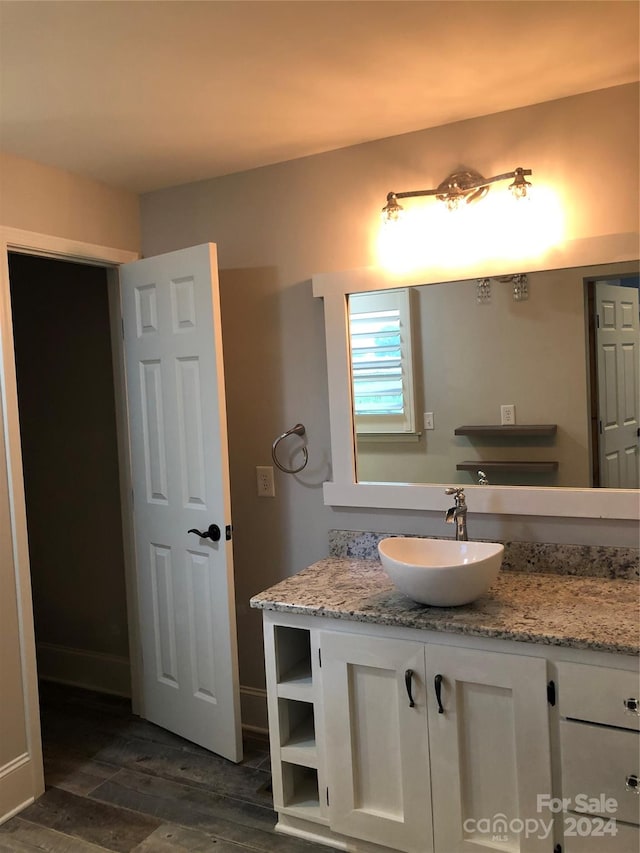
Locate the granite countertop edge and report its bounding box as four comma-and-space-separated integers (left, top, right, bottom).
250, 558, 640, 656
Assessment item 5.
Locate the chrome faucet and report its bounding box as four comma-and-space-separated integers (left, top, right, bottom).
445, 487, 468, 541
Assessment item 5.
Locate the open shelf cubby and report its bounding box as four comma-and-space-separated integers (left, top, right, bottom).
274, 626, 313, 699
281, 762, 321, 816
279, 698, 317, 768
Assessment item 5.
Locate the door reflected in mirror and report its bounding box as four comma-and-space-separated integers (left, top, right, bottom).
348, 262, 639, 489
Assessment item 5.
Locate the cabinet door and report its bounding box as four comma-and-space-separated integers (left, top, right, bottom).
425, 646, 552, 853
320, 632, 433, 853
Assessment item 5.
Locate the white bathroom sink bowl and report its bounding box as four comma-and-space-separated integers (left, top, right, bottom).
378, 537, 504, 607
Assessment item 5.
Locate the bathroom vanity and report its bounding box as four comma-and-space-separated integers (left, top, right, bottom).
251, 556, 639, 853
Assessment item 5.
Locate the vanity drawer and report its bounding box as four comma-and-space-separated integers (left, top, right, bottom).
557, 662, 640, 730
563, 819, 639, 853
560, 720, 640, 826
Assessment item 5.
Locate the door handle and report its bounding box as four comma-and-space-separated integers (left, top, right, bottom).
404, 669, 415, 708
188, 524, 221, 541
434, 673, 445, 714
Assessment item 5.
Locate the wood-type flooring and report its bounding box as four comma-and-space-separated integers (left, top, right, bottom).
0, 683, 329, 852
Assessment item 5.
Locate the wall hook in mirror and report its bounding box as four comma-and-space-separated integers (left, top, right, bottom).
271, 423, 309, 474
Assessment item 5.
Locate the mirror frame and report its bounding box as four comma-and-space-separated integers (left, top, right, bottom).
312, 232, 640, 519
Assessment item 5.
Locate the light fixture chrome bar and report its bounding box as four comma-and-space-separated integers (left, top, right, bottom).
484, 273, 530, 302
382, 166, 532, 219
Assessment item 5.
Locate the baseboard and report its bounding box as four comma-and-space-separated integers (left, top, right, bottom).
36, 642, 131, 697
276, 815, 348, 850
0, 796, 34, 827
240, 684, 268, 734
36, 644, 267, 733
0, 755, 39, 826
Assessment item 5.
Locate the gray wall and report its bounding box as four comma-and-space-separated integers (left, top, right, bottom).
140, 84, 639, 697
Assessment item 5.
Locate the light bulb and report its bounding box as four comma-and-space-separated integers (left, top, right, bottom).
381, 193, 404, 224
509, 168, 532, 201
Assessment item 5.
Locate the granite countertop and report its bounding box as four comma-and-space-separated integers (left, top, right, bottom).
250, 558, 640, 655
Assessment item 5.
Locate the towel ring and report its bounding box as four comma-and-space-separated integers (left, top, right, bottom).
272, 423, 308, 474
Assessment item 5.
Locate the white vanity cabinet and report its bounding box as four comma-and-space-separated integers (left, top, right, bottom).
320, 632, 433, 853
425, 646, 552, 853
261, 620, 326, 826
262, 612, 562, 853
254, 557, 639, 853
556, 662, 640, 852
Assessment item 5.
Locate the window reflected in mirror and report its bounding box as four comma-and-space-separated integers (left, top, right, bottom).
349, 288, 417, 435
347, 262, 639, 489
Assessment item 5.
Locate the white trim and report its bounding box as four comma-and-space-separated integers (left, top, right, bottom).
0, 753, 29, 781
0, 227, 137, 267
312, 232, 640, 298
0, 796, 34, 827
322, 482, 640, 520
106, 266, 144, 715
276, 814, 350, 850
36, 643, 131, 698
357, 433, 421, 443
276, 811, 405, 852
313, 232, 640, 520
0, 227, 139, 818
0, 756, 38, 825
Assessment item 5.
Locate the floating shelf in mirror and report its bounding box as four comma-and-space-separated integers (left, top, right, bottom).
456, 460, 559, 472
454, 425, 557, 437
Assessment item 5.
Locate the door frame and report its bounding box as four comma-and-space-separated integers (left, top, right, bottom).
0, 227, 141, 806
585, 272, 640, 488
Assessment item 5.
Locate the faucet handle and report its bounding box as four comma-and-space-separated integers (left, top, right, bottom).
445, 486, 466, 506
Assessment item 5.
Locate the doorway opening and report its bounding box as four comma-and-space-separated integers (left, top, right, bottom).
2, 236, 246, 822
8, 252, 132, 700
586, 271, 640, 488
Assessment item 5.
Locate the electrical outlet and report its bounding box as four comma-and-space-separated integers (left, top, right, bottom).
424, 412, 434, 430
256, 466, 275, 497
500, 404, 516, 425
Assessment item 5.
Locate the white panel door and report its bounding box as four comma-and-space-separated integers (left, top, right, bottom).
595, 282, 639, 488
425, 646, 552, 853
121, 244, 242, 761
320, 632, 433, 853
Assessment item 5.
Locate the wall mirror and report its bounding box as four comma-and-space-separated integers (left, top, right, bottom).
313, 233, 640, 519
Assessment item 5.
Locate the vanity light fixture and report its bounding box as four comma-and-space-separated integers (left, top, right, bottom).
511, 273, 529, 301
476, 278, 491, 303
476, 273, 529, 302
381, 166, 533, 221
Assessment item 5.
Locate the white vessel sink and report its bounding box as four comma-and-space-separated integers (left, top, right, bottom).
378, 537, 504, 607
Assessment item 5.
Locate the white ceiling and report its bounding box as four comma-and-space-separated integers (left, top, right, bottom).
0, 1, 638, 193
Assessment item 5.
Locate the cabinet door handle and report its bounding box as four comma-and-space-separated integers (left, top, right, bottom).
625, 774, 639, 793
623, 697, 639, 715
404, 669, 415, 708
434, 673, 444, 714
